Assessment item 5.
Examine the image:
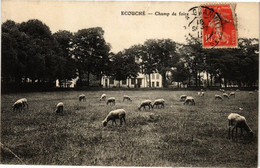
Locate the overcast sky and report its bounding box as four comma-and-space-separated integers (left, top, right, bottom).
2, 1, 259, 52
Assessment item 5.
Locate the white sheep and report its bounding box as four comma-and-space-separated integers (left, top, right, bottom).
228, 113, 253, 140
198, 91, 205, 97
123, 95, 132, 102
179, 95, 187, 102
229, 92, 235, 98
79, 94, 86, 101
18, 98, 28, 109
152, 99, 165, 109
56, 102, 64, 114
13, 100, 23, 112
215, 95, 223, 100
183, 96, 195, 105
100, 94, 107, 101
107, 97, 116, 105
223, 93, 229, 99
219, 89, 225, 93
102, 109, 126, 127
138, 100, 152, 111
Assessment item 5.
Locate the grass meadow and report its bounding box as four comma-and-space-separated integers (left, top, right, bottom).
1, 90, 258, 167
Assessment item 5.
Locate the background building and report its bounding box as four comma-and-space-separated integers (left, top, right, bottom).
101, 72, 162, 88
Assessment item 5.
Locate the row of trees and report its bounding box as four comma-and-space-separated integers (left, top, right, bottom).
2, 19, 259, 90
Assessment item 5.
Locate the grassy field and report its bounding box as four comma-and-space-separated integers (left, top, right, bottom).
1, 90, 258, 167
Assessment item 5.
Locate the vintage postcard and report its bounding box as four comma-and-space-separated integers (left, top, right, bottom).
1, 1, 259, 167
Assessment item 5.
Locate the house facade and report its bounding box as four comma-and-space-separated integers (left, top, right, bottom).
101, 72, 162, 88
56, 77, 79, 88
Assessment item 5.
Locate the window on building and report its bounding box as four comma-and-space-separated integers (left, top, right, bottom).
137, 78, 142, 85
152, 74, 155, 79
156, 74, 159, 79
109, 78, 114, 84
156, 81, 159, 87
122, 79, 126, 85
152, 82, 155, 87
131, 78, 135, 85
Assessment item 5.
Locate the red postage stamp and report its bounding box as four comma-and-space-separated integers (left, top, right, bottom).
202, 4, 237, 48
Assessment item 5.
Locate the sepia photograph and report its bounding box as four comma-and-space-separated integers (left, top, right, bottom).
1, 0, 259, 167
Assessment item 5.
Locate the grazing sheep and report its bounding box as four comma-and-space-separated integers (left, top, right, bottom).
223, 93, 230, 99
107, 97, 116, 105
229, 92, 235, 98
183, 96, 195, 105
215, 95, 223, 100
152, 99, 165, 109
200, 92, 205, 97
123, 95, 132, 102
18, 98, 28, 109
219, 89, 225, 93
179, 95, 187, 101
138, 100, 152, 111
13, 100, 23, 112
249, 91, 253, 94
228, 113, 253, 140
100, 94, 107, 101
102, 109, 126, 127
79, 94, 86, 101
197, 92, 201, 96
56, 102, 64, 114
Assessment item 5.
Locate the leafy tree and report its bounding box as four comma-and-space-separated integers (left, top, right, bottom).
2, 20, 24, 83
171, 62, 189, 87
110, 52, 128, 87
123, 45, 141, 87
53, 30, 76, 87
19, 19, 58, 85
143, 39, 179, 87
72, 27, 110, 87
140, 41, 157, 87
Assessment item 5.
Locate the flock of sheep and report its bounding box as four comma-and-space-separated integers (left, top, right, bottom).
12, 89, 257, 140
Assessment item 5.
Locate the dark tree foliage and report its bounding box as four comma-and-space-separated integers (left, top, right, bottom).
53, 30, 77, 87
19, 19, 59, 84
1, 19, 258, 91
2, 20, 24, 83
171, 62, 189, 87
109, 46, 140, 87
71, 27, 110, 87
143, 39, 179, 87
182, 36, 259, 87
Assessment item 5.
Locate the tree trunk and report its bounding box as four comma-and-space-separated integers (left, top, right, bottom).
238, 80, 241, 88
224, 78, 227, 88
219, 75, 222, 87
210, 74, 213, 86
148, 74, 151, 88
161, 72, 167, 88
78, 70, 83, 87
206, 72, 209, 87
87, 71, 90, 87
198, 72, 201, 87
195, 73, 198, 87
99, 74, 102, 88
188, 74, 191, 87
